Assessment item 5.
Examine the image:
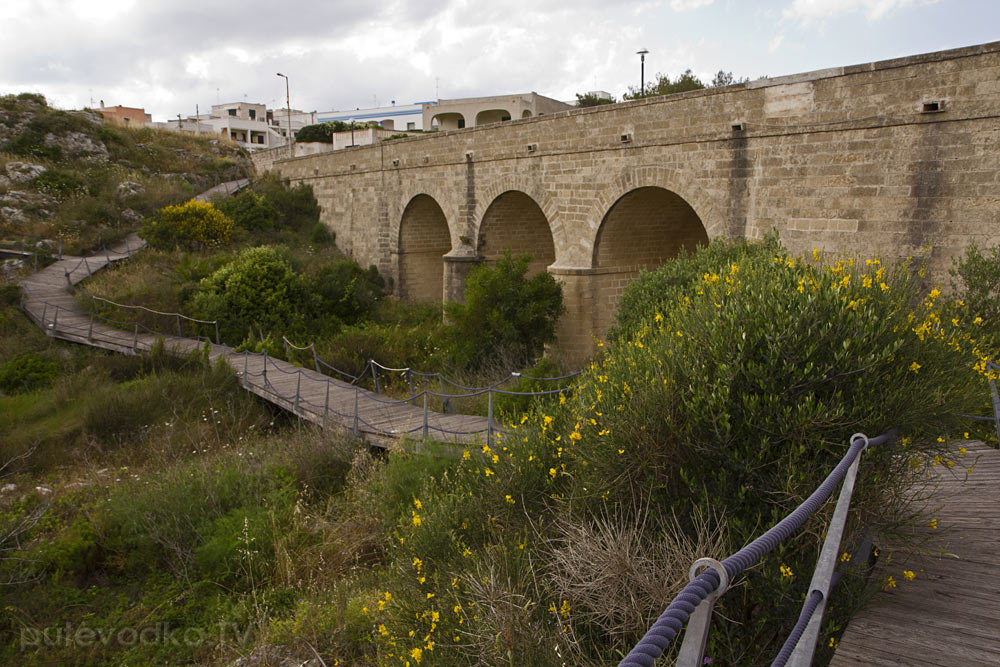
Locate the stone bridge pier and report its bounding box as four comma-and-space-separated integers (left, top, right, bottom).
264, 42, 1000, 365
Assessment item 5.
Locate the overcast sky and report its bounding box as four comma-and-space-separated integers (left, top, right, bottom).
1, 0, 997, 122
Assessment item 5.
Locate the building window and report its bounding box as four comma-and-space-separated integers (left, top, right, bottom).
407, 122, 415, 130
457, 119, 465, 129
249, 109, 256, 120
228, 109, 237, 116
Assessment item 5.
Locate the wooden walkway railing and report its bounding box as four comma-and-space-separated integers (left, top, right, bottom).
18, 234, 490, 447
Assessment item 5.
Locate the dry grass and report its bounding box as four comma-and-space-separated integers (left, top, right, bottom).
541, 500, 727, 655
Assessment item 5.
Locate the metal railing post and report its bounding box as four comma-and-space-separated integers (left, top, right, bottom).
262, 351, 268, 387
64, 270, 72, 290
989, 378, 1000, 446
214, 321, 220, 345
423, 393, 429, 440
312, 344, 320, 373
370, 360, 380, 394
407, 369, 416, 406
52, 307, 59, 333
176, 314, 182, 338
487, 390, 494, 444
243, 352, 248, 379
84, 258, 91, 277
57, 239, 62, 259
41, 303, 48, 329
323, 380, 330, 429
787, 435, 869, 666
294, 372, 301, 412
283, 337, 290, 360
352, 388, 360, 439
87, 313, 94, 341
132, 322, 139, 352
676, 559, 729, 666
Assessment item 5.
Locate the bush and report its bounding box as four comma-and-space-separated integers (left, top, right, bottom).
949, 241, 1000, 356
32, 168, 89, 199
142, 199, 234, 250
445, 252, 564, 369
313, 259, 384, 326
253, 174, 320, 233
610, 234, 781, 341
294, 123, 335, 143
0, 353, 59, 394
215, 189, 279, 232
190, 246, 315, 343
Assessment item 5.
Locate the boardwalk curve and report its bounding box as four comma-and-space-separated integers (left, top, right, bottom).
18, 233, 491, 447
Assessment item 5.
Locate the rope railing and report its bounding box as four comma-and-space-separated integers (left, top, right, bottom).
619, 430, 897, 667
91, 295, 220, 343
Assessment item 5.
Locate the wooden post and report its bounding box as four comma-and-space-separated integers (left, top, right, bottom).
243, 352, 248, 378
87, 313, 94, 341
132, 322, 139, 352
487, 390, 493, 445
990, 378, 1000, 446
57, 239, 62, 260
262, 351, 268, 387
41, 303, 48, 329
312, 344, 320, 373
294, 372, 301, 412
323, 380, 330, 429
176, 314, 182, 338
52, 307, 59, 333
64, 270, 72, 290
407, 370, 416, 406
214, 321, 220, 345
423, 393, 429, 440
353, 388, 360, 439
370, 361, 380, 394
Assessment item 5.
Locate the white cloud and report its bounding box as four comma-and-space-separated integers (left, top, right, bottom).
768, 34, 785, 53
669, 0, 714, 10
782, 0, 939, 24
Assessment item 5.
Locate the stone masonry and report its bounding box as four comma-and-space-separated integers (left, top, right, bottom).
262, 42, 1000, 364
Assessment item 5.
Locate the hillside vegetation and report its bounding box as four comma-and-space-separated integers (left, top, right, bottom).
0, 93, 248, 256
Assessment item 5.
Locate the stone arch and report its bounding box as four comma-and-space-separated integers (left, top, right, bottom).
397, 194, 451, 302
521, 110, 532, 119
475, 108, 513, 125
431, 112, 465, 130
588, 181, 711, 336
473, 176, 563, 264
477, 191, 556, 278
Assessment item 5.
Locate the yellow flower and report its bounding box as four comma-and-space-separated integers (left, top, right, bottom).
903, 570, 915, 581
840, 552, 851, 563
411, 647, 423, 663
929, 518, 938, 530
505, 495, 515, 505
413, 498, 422, 510
462, 449, 470, 460
883, 575, 897, 590
484, 468, 494, 477
412, 512, 422, 527
548, 468, 557, 478
780, 564, 794, 578
560, 600, 571, 618
909, 362, 921, 373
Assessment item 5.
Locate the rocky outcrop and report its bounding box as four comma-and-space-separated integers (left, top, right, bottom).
43, 131, 108, 159
117, 181, 145, 199
5, 161, 46, 184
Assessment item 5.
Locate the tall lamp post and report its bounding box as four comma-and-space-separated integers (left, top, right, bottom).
636, 48, 649, 99
276, 72, 294, 158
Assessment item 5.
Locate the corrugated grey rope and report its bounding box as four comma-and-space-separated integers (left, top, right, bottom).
618, 430, 895, 667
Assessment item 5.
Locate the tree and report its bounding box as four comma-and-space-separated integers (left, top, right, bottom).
624, 69, 705, 100
575, 92, 616, 107
445, 252, 564, 369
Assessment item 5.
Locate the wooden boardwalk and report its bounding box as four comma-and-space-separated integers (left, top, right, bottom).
831, 439, 1000, 666
19, 234, 491, 447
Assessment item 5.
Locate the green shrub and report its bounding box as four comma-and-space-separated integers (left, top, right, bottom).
314, 259, 384, 326
949, 241, 1000, 356
0, 352, 59, 394
32, 168, 89, 199
309, 221, 333, 246
610, 234, 781, 341
142, 199, 234, 250
294, 123, 335, 143
254, 174, 320, 233
216, 189, 280, 232
190, 246, 315, 343
445, 252, 564, 369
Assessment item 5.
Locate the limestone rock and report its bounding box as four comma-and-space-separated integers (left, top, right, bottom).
117, 181, 145, 199
43, 131, 109, 159
0, 206, 28, 224
121, 208, 143, 225
5, 161, 47, 184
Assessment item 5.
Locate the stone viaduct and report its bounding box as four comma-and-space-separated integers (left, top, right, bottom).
260, 42, 1000, 364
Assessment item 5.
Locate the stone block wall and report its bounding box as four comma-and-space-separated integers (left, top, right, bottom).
270, 41, 1000, 364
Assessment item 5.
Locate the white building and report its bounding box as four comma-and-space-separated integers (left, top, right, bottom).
316, 101, 434, 131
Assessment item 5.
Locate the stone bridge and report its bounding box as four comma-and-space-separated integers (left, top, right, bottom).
262, 42, 1000, 363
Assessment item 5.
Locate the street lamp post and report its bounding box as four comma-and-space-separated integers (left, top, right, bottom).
276, 72, 294, 158
636, 49, 649, 99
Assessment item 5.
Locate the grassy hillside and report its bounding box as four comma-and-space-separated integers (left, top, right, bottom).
0, 92, 249, 255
